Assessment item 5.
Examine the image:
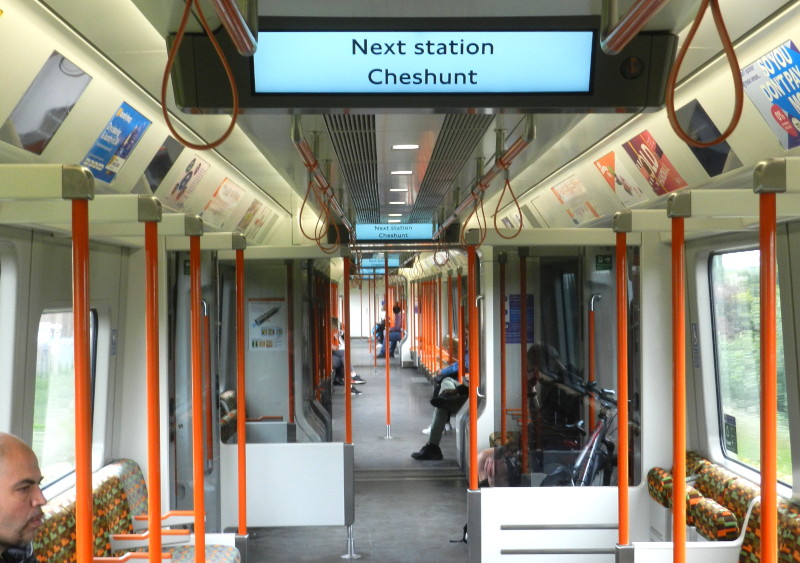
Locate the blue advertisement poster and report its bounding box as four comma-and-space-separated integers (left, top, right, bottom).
741, 40, 800, 150
505, 294, 534, 344
81, 102, 151, 183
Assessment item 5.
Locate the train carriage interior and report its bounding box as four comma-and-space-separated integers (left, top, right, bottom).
2, 0, 800, 561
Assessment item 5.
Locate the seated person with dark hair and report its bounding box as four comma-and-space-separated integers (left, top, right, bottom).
377, 305, 404, 358
371, 319, 385, 345
411, 376, 469, 461
331, 319, 365, 394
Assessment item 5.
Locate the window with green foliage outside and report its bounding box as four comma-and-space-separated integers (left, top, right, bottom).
32, 310, 96, 486
710, 250, 791, 485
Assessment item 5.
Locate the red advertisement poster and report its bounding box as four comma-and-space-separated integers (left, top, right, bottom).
593, 151, 646, 206
622, 130, 687, 196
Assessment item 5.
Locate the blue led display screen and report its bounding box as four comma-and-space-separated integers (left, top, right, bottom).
253, 30, 594, 94
355, 223, 433, 240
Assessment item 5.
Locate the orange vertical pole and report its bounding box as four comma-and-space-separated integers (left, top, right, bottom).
144, 221, 162, 561
359, 276, 364, 341
447, 272, 454, 362
437, 274, 442, 370
672, 217, 686, 563
519, 248, 529, 475
344, 257, 353, 444
499, 254, 507, 444
384, 255, 391, 435
236, 250, 248, 534
72, 199, 92, 563
457, 269, 465, 383
616, 231, 630, 546
285, 260, 295, 425
190, 236, 206, 563
467, 245, 480, 490
760, 192, 778, 563
372, 277, 378, 365
422, 281, 427, 369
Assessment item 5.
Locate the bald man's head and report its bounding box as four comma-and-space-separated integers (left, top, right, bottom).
0, 433, 45, 554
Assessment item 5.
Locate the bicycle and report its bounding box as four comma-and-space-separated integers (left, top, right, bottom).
539, 382, 618, 487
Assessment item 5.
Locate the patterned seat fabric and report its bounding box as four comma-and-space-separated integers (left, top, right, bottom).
647, 467, 672, 507
170, 545, 242, 562
220, 410, 238, 443
686, 451, 710, 476
647, 466, 702, 525
219, 390, 237, 414
33, 496, 77, 562
33, 459, 240, 563
695, 463, 738, 504
691, 497, 740, 541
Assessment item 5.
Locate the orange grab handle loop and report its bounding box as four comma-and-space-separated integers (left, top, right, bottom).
160, 0, 239, 150
665, 0, 742, 147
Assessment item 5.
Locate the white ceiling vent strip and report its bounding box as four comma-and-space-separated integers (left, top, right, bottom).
325, 114, 379, 224
408, 114, 494, 224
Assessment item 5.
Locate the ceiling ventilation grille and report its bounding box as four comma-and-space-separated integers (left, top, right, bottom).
324, 114, 379, 224
408, 114, 494, 224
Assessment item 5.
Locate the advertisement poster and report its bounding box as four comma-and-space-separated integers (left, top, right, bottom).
144, 136, 184, 192
622, 130, 688, 196
2, 51, 92, 155
566, 201, 601, 225
237, 199, 271, 239
162, 155, 209, 211
248, 297, 286, 351
202, 178, 244, 228
676, 99, 743, 176
550, 175, 587, 204
505, 294, 534, 344
593, 151, 646, 206
81, 102, 151, 183
500, 211, 522, 229
741, 39, 800, 150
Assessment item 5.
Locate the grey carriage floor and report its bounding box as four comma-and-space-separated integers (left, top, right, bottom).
246, 339, 470, 562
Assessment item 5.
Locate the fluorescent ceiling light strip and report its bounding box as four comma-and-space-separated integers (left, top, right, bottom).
390, 188, 408, 192
388, 213, 402, 217
389, 201, 405, 205
388, 220, 401, 223
392, 144, 419, 150
391, 170, 412, 175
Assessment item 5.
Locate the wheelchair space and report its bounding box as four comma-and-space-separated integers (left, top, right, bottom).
247, 338, 469, 562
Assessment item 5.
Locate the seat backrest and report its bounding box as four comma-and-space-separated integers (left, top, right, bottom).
33, 491, 77, 562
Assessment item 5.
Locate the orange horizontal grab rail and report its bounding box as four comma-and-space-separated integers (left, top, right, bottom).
112, 530, 190, 541
133, 510, 196, 529
94, 554, 173, 562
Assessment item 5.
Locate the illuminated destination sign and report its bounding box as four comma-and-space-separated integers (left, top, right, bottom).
253, 30, 593, 94
356, 223, 433, 241
361, 257, 400, 268
172, 17, 677, 111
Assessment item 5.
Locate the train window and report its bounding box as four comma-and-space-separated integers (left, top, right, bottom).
32, 309, 97, 486
710, 250, 792, 484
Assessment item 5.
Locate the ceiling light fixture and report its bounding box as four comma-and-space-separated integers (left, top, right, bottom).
389, 201, 405, 205
389, 188, 408, 192
391, 170, 412, 175
388, 219, 401, 223
388, 213, 402, 217
392, 144, 419, 150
